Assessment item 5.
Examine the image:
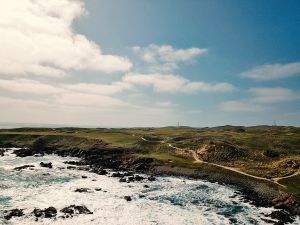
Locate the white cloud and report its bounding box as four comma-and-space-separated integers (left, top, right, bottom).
155, 101, 178, 108
0, 0, 132, 77
0, 78, 64, 95
220, 87, 300, 112
123, 73, 235, 93
132, 44, 207, 72
55, 93, 128, 108
241, 62, 300, 80
62, 82, 133, 96
249, 87, 300, 103
220, 101, 266, 112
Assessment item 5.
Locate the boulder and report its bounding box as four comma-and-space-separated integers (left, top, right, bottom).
44, 207, 57, 218
33, 208, 43, 217
124, 196, 132, 201
60, 205, 93, 215
4, 209, 24, 220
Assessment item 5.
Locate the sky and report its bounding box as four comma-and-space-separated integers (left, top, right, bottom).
0, 0, 300, 127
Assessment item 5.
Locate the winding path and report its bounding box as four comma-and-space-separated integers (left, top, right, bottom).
138, 135, 299, 188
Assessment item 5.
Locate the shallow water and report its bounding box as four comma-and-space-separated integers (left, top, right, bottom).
0, 148, 299, 225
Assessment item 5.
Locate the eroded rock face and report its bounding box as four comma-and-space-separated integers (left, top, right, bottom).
4, 209, 24, 220
60, 205, 93, 215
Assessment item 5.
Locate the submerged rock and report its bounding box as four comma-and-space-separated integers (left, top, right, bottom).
14, 165, 35, 171
40, 162, 53, 168
60, 205, 93, 215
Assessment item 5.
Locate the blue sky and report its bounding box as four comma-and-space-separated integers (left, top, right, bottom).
0, 0, 300, 127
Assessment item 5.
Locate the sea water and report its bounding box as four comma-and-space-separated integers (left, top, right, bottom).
0, 148, 299, 225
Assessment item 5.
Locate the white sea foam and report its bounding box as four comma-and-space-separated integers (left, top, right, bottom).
0, 148, 298, 225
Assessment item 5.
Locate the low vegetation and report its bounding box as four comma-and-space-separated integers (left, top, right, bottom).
0, 125, 299, 197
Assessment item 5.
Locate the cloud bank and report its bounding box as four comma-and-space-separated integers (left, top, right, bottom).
241, 62, 300, 80
0, 0, 132, 78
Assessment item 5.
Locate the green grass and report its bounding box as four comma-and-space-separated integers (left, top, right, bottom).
0, 125, 299, 180
0, 129, 139, 146
279, 175, 300, 199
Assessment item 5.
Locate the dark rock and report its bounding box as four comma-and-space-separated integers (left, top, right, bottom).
148, 176, 156, 181
67, 166, 76, 170
60, 205, 93, 215
97, 169, 107, 175
0, 149, 5, 156
128, 176, 135, 182
13, 148, 34, 157
75, 188, 90, 193
119, 178, 127, 182
268, 210, 294, 225
44, 207, 57, 218
33, 208, 43, 217
144, 185, 149, 188
4, 209, 24, 220
40, 162, 53, 168
124, 196, 132, 201
14, 165, 35, 171
134, 175, 145, 181
111, 172, 123, 177
95, 188, 102, 191
123, 172, 134, 177
81, 175, 88, 179
32, 207, 58, 218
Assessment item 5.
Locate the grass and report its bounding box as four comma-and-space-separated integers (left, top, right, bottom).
0, 129, 139, 146
0, 125, 299, 196
279, 175, 300, 199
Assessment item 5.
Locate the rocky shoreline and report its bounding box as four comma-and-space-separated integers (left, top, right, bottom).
1, 143, 300, 224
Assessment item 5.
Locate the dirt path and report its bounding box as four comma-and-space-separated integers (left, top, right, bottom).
138, 136, 296, 188
166, 141, 287, 188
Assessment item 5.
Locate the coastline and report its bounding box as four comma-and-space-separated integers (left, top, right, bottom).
1, 145, 299, 224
